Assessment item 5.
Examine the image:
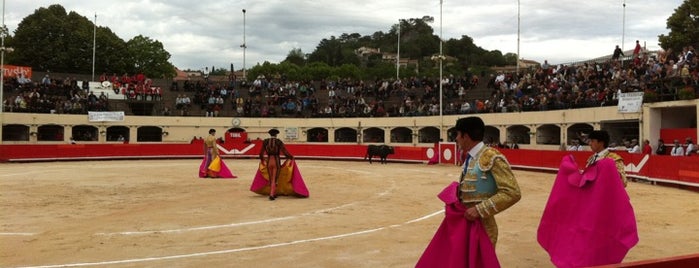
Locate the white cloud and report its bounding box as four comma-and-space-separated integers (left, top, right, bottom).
7, 0, 685, 71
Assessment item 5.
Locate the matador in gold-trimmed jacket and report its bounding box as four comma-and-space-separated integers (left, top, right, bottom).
585, 148, 628, 187
459, 144, 521, 245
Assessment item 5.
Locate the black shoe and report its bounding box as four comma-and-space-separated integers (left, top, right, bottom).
269, 196, 276, 200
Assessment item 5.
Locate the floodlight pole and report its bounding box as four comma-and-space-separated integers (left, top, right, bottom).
241, 9, 247, 81
92, 13, 96, 82
622, 0, 626, 51
439, 0, 444, 143
0, 0, 8, 144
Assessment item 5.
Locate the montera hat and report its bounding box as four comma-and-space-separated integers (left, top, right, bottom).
588, 130, 609, 144
268, 128, 280, 136
454, 116, 485, 133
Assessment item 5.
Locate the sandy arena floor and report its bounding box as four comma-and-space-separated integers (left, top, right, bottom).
1, 159, 698, 268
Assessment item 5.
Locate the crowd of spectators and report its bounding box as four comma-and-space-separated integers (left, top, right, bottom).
3, 45, 697, 118
169, 44, 696, 118
99, 72, 161, 101
2, 74, 110, 114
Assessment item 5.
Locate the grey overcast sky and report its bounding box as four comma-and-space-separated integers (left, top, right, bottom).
5, 0, 685, 71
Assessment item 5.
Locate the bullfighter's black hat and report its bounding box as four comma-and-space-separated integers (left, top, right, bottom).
588, 130, 609, 145
454, 117, 484, 132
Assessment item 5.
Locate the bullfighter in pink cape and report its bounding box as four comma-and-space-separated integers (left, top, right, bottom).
417, 117, 521, 267
199, 129, 236, 179
250, 158, 309, 198
416, 182, 501, 268
538, 130, 638, 267
251, 128, 307, 200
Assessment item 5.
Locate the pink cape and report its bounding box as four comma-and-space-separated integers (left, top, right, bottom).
427, 151, 439, 165
537, 155, 638, 268
198, 155, 237, 179
416, 182, 501, 268
250, 159, 309, 197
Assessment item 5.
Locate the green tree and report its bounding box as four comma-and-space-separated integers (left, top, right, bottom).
333, 64, 362, 80
210, 67, 228, 76
10, 5, 84, 72
658, 0, 699, 52
8, 4, 174, 78
503, 52, 518, 66
9, 5, 130, 74
125, 35, 176, 78
283, 48, 306, 66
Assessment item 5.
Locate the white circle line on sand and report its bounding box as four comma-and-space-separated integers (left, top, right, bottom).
93, 167, 399, 236
94, 216, 297, 236
3, 165, 431, 237
0, 232, 35, 236
12, 210, 443, 268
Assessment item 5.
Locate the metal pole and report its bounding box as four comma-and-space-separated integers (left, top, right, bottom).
396, 19, 400, 81
439, 0, 444, 144
622, 0, 626, 51
92, 13, 96, 82
241, 9, 247, 81
516, 0, 520, 76
0, 0, 6, 143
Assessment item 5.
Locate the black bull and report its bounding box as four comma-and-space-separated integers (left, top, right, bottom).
365, 145, 395, 164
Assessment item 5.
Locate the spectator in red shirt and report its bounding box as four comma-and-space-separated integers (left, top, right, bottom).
642, 139, 652, 155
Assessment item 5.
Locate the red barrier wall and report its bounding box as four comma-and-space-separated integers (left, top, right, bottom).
1, 142, 697, 186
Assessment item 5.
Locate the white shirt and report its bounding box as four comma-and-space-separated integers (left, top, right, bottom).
671, 146, 685, 156
627, 145, 641, 154
686, 143, 695, 156
462, 142, 485, 172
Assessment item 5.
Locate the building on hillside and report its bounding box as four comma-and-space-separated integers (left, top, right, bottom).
490, 59, 541, 73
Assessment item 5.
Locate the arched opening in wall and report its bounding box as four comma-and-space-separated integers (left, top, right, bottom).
37, 125, 65, 141
567, 123, 593, 145
506, 125, 530, 145
536, 124, 561, 145
418, 127, 440, 143
363, 127, 385, 143
484, 126, 500, 144
601, 120, 639, 148
335, 128, 357, 143
72, 125, 98, 141
391, 127, 412, 143
2, 124, 29, 141
307, 127, 328, 143
107, 126, 130, 142
137, 126, 163, 142
446, 126, 458, 142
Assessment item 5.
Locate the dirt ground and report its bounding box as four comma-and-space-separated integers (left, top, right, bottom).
1, 159, 698, 268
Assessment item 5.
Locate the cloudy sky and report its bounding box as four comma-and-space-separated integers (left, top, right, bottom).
6, 0, 685, 71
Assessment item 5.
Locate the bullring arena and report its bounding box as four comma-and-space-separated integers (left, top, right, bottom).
1, 158, 699, 268
1, 83, 698, 267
